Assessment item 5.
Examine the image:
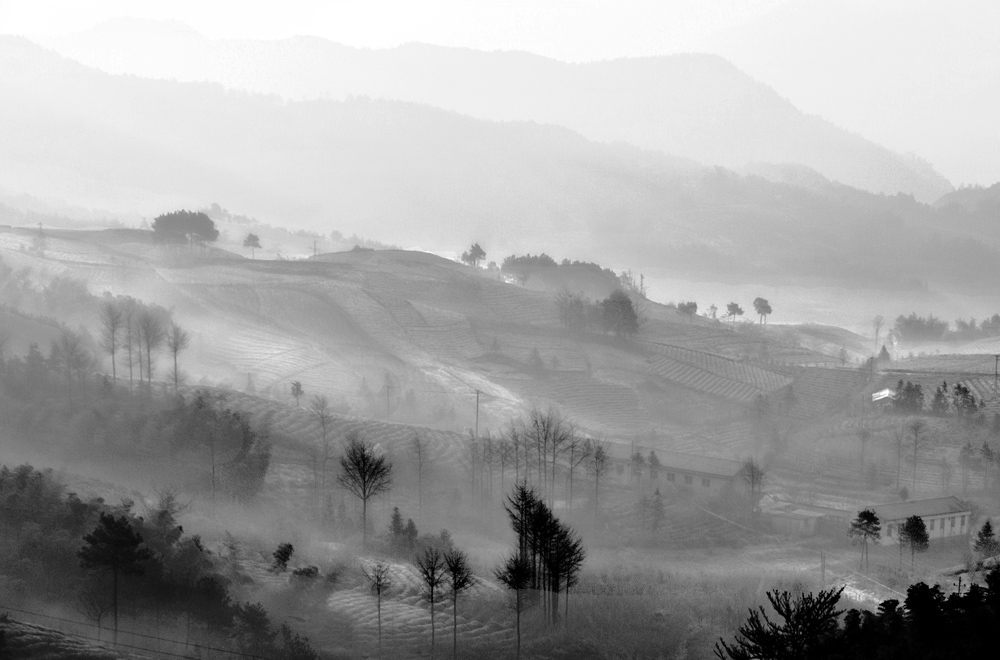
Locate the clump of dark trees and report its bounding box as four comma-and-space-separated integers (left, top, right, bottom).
716, 567, 1000, 659
496, 483, 586, 659
151, 210, 220, 245
0, 464, 318, 659
893, 379, 986, 418
555, 289, 640, 338
894, 311, 1000, 342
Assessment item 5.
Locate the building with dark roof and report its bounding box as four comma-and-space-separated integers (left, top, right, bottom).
605, 443, 742, 497
869, 496, 971, 544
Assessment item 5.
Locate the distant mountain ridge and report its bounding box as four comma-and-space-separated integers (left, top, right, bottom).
0, 36, 995, 294
39, 18, 953, 202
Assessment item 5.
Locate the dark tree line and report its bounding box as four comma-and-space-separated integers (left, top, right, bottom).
716, 567, 1000, 659
894, 311, 1000, 342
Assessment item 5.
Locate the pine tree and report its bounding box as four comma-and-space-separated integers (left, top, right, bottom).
974, 520, 998, 559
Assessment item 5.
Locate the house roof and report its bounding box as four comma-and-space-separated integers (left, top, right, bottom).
870, 496, 970, 522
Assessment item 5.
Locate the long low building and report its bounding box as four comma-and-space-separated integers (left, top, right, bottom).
870, 496, 972, 545
605, 443, 743, 497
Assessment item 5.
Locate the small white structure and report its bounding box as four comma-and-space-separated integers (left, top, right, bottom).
871, 496, 971, 545
871, 388, 896, 404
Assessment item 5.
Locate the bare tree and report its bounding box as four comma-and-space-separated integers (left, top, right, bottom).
99, 300, 124, 384
443, 549, 474, 660
363, 560, 392, 657
738, 458, 766, 517
873, 315, 885, 354
75, 575, 114, 641
137, 308, 165, 388
121, 300, 137, 393
589, 440, 610, 525
910, 420, 927, 492
411, 434, 427, 513
338, 432, 392, 547
416, 547, 446, 659
891, 424, 907, 489
566, 439, 591, 511
165, 322, 190, 394
310, 395, 334, 497
50, 329, 92, 405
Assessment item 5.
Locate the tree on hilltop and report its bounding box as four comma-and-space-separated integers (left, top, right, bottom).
726, 302, 744, 325
152, 210, 219, 245
600, 290, 639, 338
243, 233, 261, 259
678, 301, 698, 321
461, 243, 486, 267
753, 297, 772, 325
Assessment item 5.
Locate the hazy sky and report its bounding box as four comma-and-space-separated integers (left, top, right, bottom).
2, 0, 997, 185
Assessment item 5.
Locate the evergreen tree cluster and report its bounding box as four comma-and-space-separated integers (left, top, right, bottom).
502, 483, 586, 624
717, 568, 1000, 659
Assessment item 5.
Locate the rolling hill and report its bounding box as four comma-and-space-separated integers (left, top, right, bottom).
0, 226, 873, 459
40, 19, 953, 202
0, 37, 996, 294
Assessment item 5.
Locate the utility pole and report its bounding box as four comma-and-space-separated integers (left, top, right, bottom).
385, 384, 391, 419
994, 354, 998, 393
820, 551, 826, 586
474, 389, 481, 439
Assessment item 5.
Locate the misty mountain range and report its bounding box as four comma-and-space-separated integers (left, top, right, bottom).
1, 33, 997, 294
42, 18, 953, 203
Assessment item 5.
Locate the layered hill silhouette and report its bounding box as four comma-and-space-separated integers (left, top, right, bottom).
0, 36, 996, 293
41, 19, 953, 202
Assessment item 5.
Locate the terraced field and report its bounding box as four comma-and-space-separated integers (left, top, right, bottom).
776, 365, 872, 419
325, 559, 514, 658
643, 342, 792, 404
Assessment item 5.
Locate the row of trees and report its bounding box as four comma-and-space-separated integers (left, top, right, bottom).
467, 410, 611, 520
893, 379, 986, 417
99, 297, 190, 394
894, 311, 1000, 342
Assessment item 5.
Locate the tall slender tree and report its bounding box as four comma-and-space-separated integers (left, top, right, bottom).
443, 549, 475, 660
495, 552, 532, 660
99, 300, 124, 384
364, 560, 392, 658
590, 442, 609, 525
417, 547, 447, 659
165, 322, 190, 394
137, 308, 165, 388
